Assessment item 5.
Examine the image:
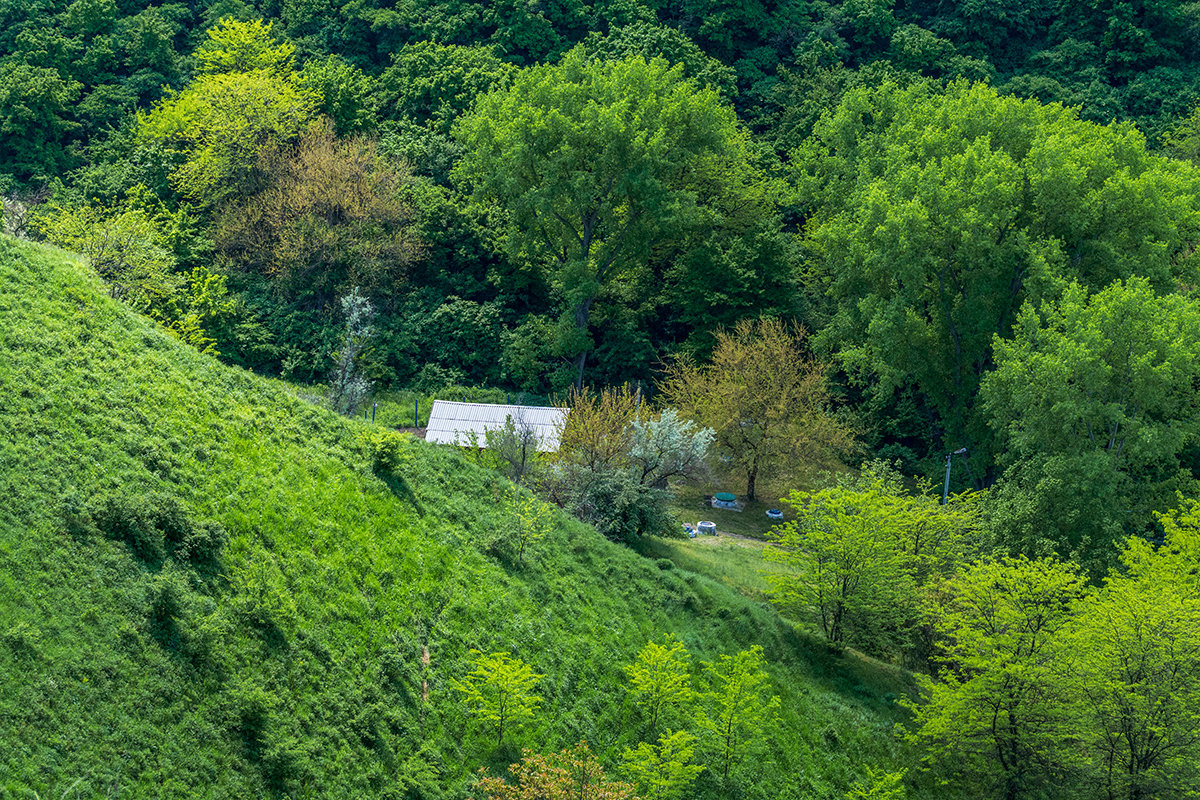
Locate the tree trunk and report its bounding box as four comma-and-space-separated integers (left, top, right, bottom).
746, 465, 758, 502
572, 295, 595, 389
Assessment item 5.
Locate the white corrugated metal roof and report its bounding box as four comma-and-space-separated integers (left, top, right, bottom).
425, 400, 568, 452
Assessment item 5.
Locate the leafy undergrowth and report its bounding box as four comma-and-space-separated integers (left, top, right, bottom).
0, 236, 918, 799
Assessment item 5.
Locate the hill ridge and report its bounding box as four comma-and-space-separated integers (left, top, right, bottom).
0, 235, 911, 799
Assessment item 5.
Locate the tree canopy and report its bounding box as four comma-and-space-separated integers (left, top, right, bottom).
798, 80, 1200, 473
454, 48, 758, 387
981, 278, 1200, 573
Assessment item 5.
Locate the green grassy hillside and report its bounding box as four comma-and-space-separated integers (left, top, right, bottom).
0, 236, 915, 799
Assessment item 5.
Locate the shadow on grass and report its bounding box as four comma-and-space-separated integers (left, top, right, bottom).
380, 472, 426, 516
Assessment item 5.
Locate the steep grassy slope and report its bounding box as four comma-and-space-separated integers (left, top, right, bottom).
0, 236, 916, 799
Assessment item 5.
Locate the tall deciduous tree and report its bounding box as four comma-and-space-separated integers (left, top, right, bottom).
797, 80, 1200, 471
625, 635, 695, 734
621, 730, 704, 800
377, 42, 516, 134
981, 278, 1200, 573
0, 59, 81, 181
766, 475, 913, 649
136, 18, 318, 205
452, 650, 543, 747
765, 462, 980, 658
453, 49, 758, 386
662, 317, 857, 500
1065, 502, 1200, 800
212, 121, 420, 305
695, 646, 780, 783
905, 556, 1085, 800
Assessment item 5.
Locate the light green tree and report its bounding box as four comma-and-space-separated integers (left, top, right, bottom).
981, 278, 1200, 573
31, 192, 235, 355
136, 19, 317, 205
32, 196, 176, 304
194, 17, 295, 76
1162, 101, 1200, 165
905, 556, 1085, 800
1065, 501, 1200, 799
766, 463, 980, 660
621, 729, 704, 799
695, 646, 780, 782
766, 482, 912, 648
506, 487, 553, 562
625, 635, 694, 734
452, 650, 543, 746
454, 48, 758, 386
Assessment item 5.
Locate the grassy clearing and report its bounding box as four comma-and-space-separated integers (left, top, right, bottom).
637, 533, 788, 601
667, 483, 788, 540
0, 236, 925, 800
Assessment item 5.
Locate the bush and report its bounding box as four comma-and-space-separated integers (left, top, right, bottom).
177, 521, 228, 567
546, 464, 676, 543
359, 428, 414, 475
92, 494, 167, 564
88, 492, 226, 567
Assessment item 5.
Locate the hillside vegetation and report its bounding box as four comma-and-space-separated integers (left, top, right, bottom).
0, 235, 915, 798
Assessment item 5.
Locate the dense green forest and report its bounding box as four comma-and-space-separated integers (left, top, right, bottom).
5, 0, 1200, 481
5, 0, 1200, 797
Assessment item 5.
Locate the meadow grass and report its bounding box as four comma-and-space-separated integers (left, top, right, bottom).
636, 533, 788, 600
667, 483, 787, 540
0, 236, 924, 800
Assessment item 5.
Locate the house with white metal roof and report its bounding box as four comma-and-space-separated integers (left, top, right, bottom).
425, 400, 568, 452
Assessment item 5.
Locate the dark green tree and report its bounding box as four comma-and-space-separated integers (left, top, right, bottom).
981, 278, 1200, 573
0, 59, 81, 181
454, 49, 758, 387
797, 80, 1200, 475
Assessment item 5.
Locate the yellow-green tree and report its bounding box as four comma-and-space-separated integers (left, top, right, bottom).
625, 635, 694, 734
136, 18, 317, 205
695, 646, 780, 782
452, 650, 542, 746
766, 480, 914, 649
765, 463, 980, 655
905, 556, 1085, 799
32, 195, 176, 304
555, 385, 641, 473
662, 318, 857, 500
1065, 502, 1200, 799
193, 17, 295, 76
621, 730, 704, 800
506, 487, 553, 562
